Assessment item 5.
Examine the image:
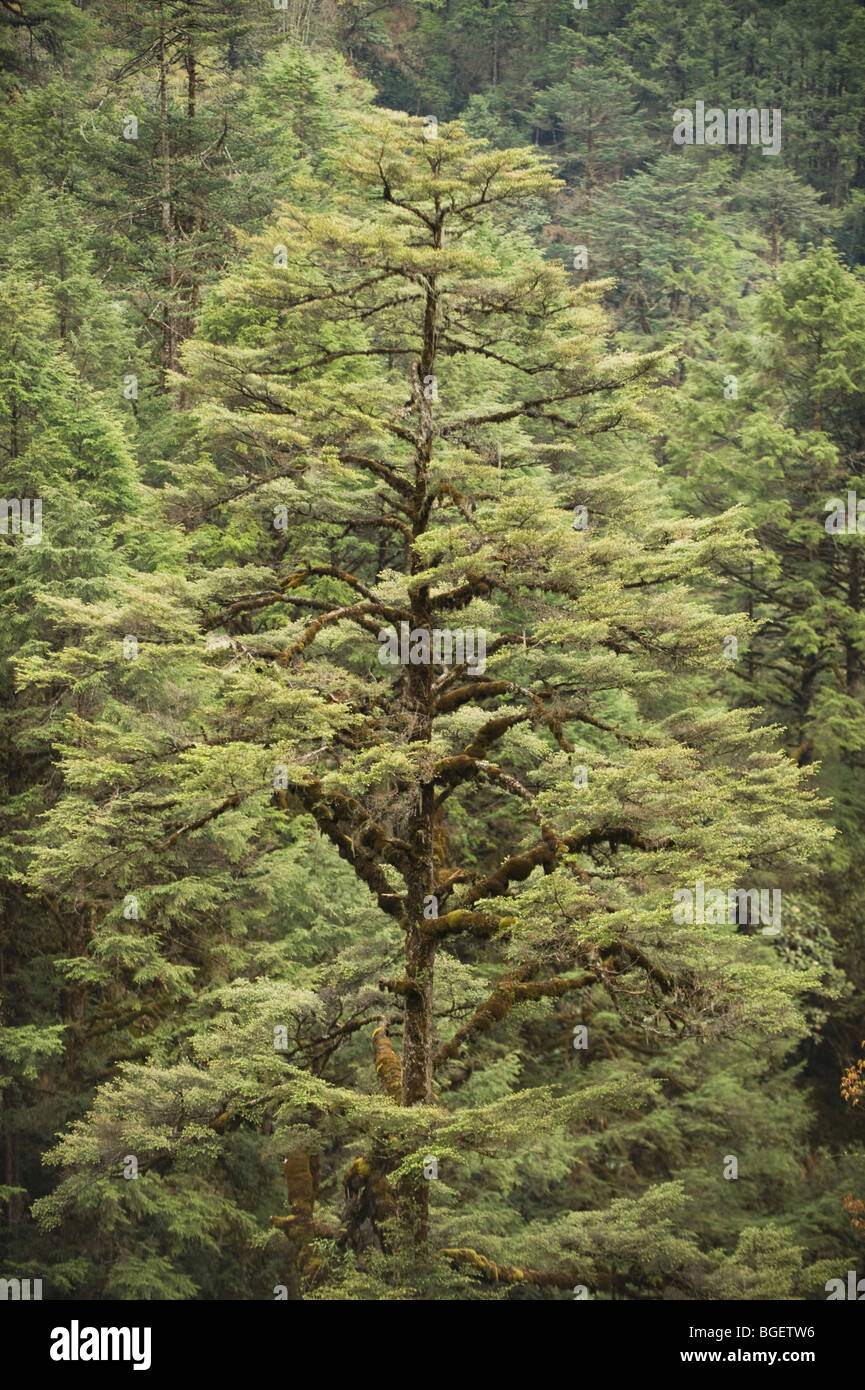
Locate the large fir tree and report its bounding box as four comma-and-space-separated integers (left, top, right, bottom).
22, 112, 841, 1299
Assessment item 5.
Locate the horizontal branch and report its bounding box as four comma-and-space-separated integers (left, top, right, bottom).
436, 680, 511, 713
159, 793, 243, 850
459, 823, 666, 907
418, 909, 515, 941
433, 963, 594, 1066
442, 1248, 575, 1288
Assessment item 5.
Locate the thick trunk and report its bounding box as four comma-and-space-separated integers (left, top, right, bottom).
397, 628, 436, 1246
401, 921, 436, 1107
394, 223, 444, 1247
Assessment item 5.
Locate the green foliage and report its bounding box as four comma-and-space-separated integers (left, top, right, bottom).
1, 0, 864, 1305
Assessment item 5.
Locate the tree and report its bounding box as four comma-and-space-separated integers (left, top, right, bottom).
24, 112, 836, 1299
661, 245, 865, 1123
0, 273, 147, 1247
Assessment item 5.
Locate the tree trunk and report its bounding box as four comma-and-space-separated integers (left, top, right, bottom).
185, 46, 196, 119
159, 9, 176, 386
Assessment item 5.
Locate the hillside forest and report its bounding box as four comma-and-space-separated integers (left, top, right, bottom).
2, 0, 865, 1303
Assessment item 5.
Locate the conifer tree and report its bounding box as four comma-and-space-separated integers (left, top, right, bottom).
24, 112, 838, 1299
0, 272, 147, 1251
666, 245, 865, 1001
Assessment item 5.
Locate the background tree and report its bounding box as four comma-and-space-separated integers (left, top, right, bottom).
667, 248, 865, 964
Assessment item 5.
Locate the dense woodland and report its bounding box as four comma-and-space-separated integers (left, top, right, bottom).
2, 0, 865, 1302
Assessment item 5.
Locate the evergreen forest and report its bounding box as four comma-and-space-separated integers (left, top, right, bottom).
2, 0, 865, 1305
